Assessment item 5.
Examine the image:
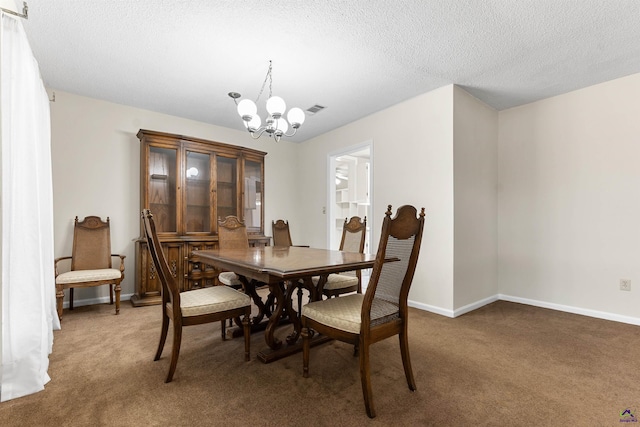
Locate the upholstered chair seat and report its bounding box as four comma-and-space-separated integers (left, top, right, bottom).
302, 293, 400, 334
56, 268, 122, 284
170, 285, 250, 317
217, 271, 243, 288
312, 273, 359, 292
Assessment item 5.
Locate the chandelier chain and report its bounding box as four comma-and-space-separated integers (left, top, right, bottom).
255, 60, 273, 103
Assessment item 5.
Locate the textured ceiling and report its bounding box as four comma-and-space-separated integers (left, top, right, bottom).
19, 1, 640, 142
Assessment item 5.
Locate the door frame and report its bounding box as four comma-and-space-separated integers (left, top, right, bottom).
326, 140, 373, 253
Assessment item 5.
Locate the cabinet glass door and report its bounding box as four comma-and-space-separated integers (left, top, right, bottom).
149, 146, 177, 233
185, 151, 211, 233
243, 159, 262, 232
216, 156, 238, 223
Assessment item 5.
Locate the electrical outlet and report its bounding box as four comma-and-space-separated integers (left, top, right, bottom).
620, 279, 631, 291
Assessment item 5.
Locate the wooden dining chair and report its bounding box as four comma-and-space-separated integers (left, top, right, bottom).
301, 205, 426, 418
54, 216, 125, 321
272, 219, 309, 248
272, 219, 294, 247
217, 215, 249, 289
314, 216, 367, 298
142, 209, 251, 383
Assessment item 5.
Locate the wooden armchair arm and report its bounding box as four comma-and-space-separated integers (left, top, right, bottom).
54, 256, 72, 277
54, 255, 125, 277
112, 254, 126, 274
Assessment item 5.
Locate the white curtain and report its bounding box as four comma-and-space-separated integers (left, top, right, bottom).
0, 12, 60, 402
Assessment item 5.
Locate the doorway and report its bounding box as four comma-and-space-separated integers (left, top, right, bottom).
327, 141, 373, 258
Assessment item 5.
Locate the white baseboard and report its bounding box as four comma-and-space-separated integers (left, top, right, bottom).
68, 292, 640, 327
498, 294, 640, 326
453, 295, 500, 317
410, 293, 640, 326
61, 293, 134, 309
408, 295, 499, 318
408, 300, 455, 318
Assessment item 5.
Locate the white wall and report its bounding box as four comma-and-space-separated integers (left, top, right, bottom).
498, 72, 640, 322
50, 90, 299, 305
0, 0, 17, 12
298, 85, 456, 313
453, 87, 499, 312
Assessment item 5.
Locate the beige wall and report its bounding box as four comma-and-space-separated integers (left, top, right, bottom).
50, 90, 299, 305
453, 87, 499, 312
52, 84, 482, 316
0, 0, 17, 11
498, 72, 640, 322
298, 85, 456, 313
50, 70, 640, 324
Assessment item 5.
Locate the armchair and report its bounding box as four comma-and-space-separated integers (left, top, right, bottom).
54, 216, 125, 320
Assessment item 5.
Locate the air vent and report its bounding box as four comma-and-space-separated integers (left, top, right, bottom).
306, 104, 326, 115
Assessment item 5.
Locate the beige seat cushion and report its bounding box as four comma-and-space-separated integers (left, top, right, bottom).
218, 271, 243, 287
56, 268, 121, 284
170, 285, 250, 317
313, 273, 358, 291
302, 294, 399, 334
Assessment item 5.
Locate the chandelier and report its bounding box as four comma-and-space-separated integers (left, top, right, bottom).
228, 61, 305, 142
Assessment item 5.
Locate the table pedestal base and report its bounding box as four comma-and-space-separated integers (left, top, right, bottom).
228, 314, 291, 338
257, 335, 332, 363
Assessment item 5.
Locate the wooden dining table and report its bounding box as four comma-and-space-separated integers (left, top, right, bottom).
195, 245, 377, 363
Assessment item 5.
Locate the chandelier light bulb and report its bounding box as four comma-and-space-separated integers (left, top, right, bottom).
287, 107, 305, 128
266, 96, 286, 117
275, 118, 289, 134
244, 115, 262, 131
237, 99, 257, 121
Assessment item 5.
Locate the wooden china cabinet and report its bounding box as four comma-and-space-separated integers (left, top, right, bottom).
131, 129, 270, 307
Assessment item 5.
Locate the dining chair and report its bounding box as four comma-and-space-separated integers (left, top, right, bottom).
272, 219, 310, 249
314, 216, 367, 298
301, 205, 426, 418
271, 218, 310, 315
217, 215, 249, 289
142, 209, 251, 383
272, 219, 294, 247
54, 216, 125, 321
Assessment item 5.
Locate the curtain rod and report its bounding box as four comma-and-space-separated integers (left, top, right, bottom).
0, 1, 28, 19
